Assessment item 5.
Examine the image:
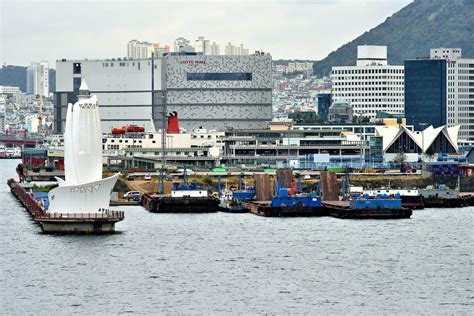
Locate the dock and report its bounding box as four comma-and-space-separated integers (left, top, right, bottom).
8, 178, 124, 233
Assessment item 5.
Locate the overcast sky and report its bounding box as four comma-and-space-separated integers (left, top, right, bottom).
1, 0, 413, 67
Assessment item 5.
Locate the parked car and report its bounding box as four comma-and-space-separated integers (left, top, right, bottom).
124, 191, 140, 201
175, 168, 194, 175
144, 174, 151, 180
402, 165, 417, 173
125, 174, 135, 180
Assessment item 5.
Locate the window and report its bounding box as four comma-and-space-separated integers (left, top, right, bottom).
187, 73, 252, 81
73, 77, 81, 92
73, 63, 81, 74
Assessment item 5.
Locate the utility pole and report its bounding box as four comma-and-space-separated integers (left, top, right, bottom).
153, 53, 167, 194
37, 94, 43, 134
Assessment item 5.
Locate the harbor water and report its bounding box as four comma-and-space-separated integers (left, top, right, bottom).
1, 160, 473, 314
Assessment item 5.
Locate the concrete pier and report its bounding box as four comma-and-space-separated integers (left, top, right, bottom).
8, 178, 124, 234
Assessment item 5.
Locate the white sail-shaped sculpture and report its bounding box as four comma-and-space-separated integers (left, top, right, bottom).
48, 81, 120, 214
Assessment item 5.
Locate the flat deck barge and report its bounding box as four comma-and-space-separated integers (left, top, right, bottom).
241, 201, 328, 217
142, 193, 219, 213
8, 178, 124, 233
323, 200, 412, 219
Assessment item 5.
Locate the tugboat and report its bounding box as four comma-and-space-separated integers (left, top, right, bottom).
419, 177, 470, 208
217, 175, 255, 213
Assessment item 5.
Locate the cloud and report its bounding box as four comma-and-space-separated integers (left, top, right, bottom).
0, 0, 412, 66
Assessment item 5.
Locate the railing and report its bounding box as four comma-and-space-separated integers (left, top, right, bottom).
36, 210, 125, 220
8, 179, 125, 221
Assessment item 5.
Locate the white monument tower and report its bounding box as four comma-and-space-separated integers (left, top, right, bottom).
48, 81, 120, 214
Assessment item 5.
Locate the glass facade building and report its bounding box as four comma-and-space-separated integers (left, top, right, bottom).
404, 59, 447, 130
317, 93, 331, 122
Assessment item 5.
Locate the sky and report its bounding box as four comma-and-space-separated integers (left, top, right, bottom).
0, 0, 413, 67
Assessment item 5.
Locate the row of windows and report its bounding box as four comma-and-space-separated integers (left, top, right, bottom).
187, 73, 252, 81
101, 61, 152, 70
448, 106, 474, 112
354, 109, 404, 114
332, 69, 404, 75
334, 87, 404, 91
334, 92, 403, 97
333, 76, 403, 80
342, 98, 404, 103
334, 81, 404, 86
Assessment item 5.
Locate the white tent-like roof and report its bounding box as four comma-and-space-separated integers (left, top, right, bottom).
375, 125, 460, 153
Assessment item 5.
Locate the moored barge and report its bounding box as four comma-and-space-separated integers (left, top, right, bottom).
323, 199, 412, 219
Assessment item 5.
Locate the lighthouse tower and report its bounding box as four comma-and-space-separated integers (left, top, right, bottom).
48, 80, 120, 214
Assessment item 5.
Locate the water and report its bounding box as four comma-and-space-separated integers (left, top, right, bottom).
1, 159, 473, 314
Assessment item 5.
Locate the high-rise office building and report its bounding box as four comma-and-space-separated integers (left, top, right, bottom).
26, 61, 49, 97
317, 93, 332, 122
405, 48, 473, 145
404, 58, 447, 130
437, 49, 473, 146
54, 53, 272, 133
331, 46, 404, 118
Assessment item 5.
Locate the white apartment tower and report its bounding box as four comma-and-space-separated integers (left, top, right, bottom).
210, 42, 220, 55
174, 37, 195, 53
194, 36, 210, 55
225, 43, 249, 56
432, 48, 474, 145
127, 40, 154, 59
331, 45, 404, 118
26, 61, 49, 97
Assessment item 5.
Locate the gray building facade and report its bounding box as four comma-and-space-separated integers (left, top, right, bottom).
54, 54, 272, 133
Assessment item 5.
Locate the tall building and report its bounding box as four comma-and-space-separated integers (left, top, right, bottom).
224, 43, 249, 56
438, 49, 473, 146
194, 36, 210, 55
404, 59, 447, 130
26, 61, 49, 97
317, 93, 331, 122
405, 48, 473, 145
174, 37, 195, 53
210, 42, 220, 55
331, 45, 404, 118
127, 40, 169, 59
54, 53, 272, 133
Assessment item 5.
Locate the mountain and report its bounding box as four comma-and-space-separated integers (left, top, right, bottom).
313, 0, 474, 76
0, 65, 27, 92
0, 65, 56, 93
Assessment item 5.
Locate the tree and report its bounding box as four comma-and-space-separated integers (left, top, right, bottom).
393, 151, 407, 164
